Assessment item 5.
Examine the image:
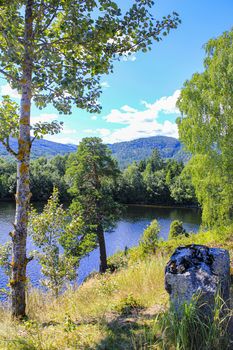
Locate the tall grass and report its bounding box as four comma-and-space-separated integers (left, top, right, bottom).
133, 293, 233, 350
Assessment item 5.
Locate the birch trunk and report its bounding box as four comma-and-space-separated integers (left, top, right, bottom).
11, 0, 33, 318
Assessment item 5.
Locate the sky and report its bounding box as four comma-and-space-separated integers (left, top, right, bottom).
0, 0, 233, 145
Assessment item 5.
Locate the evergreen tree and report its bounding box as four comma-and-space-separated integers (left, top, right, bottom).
66, 137, 121, 273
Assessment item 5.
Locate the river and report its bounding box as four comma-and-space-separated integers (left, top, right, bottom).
0, 202, 201, 291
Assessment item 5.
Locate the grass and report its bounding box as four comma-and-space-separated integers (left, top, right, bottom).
0, 225, 232, 349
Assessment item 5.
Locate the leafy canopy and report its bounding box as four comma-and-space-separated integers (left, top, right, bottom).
0, 0, 180, 114
177, 29, 233, 226
29, 188, 94, 295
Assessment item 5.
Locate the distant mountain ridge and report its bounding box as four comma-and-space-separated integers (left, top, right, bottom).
108, 136, 188, 168
0, 138, 77, 159
0, 136, 188, 167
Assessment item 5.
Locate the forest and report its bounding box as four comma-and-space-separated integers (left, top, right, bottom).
0, 148, 196, 205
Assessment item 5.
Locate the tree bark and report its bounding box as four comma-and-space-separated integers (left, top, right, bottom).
97, 224, 108, 273
11, 0, 33, 319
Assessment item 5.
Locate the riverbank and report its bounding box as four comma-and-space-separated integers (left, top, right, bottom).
0, 225, 232, 349
126, 203, 200, 210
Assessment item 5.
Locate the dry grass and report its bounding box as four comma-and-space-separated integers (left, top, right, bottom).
0, 226, 232, 349
0, 255, 168, 350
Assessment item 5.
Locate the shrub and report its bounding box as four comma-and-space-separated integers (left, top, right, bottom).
139, 219, 160, 254
114, 293, 144, 315
168, 220, 188, 239
107, 250, 128, 272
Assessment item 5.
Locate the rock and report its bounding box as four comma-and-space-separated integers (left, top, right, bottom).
165, 244, 230, 315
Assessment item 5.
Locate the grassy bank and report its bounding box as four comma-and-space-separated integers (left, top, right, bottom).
0, 226, 232, 349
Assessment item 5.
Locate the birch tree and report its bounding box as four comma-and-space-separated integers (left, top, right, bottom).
0, 0, 180, 318
177, 29, 233, 226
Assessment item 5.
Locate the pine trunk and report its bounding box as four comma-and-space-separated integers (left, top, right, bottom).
11, 0, 33, 319
97, 224, 108, 273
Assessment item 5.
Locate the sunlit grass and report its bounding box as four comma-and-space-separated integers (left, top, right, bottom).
0, 225, 232, 349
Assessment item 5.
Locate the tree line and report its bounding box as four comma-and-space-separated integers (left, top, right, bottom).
0, 147, 197, 206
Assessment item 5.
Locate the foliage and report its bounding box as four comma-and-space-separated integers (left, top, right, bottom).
0, 241, 12, 278
139, 219, 160, 254
177, 29, 233, 226
30, 155, 70, 202
28, 188, 78, 296
116, 150, 196, 205
66, 137, 121, 272
0, 96, 63, 157
0, 1, 180, 114
114, 293, 144, 315
107, 250, 129, 272
168, 220, 188, 239
169, 169, 196, 205
0, 148, 197, 205
0, 241, 12, 295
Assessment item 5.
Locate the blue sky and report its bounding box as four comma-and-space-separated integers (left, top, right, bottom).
1, 0, 233, 144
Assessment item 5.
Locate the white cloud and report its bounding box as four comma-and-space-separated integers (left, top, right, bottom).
0, 83, 21, 99
31, 113, 59, 124
100, 81, 110, 89
44, 134, 80, 145
83, 128, 111, 137
121, 105, 138, 113
104, 90, 180, 125
91, 115, 98, 120
83, 128, 95, 134
102, 120, 179, 143
101, 90, 180, 143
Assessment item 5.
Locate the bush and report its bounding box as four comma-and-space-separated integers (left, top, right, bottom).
114, 293, 144, 315
107, 250, 128, 272
168, 220, 188, 239
140, 219, 160, 254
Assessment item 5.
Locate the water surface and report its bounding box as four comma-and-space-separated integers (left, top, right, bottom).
0, 202, 201, 289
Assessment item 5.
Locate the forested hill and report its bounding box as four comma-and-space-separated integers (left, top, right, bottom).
108, 136, 188, 168
0, 136, 188, 167
0, 138, 77, 159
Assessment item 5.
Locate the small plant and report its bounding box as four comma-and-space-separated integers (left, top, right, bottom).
98, 275, 118, 297
28, 188, 78, 297
114, 293, 144, 315
63, 314, 77, 333
168, 220, 188, 239
107, 250, 128, 272
139, 219, 160, 254
0, 241, 12, 296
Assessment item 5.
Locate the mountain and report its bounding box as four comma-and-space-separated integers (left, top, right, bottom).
0, 136, 188, 167
0, 138, 77, 159
108, 136, 188, 168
